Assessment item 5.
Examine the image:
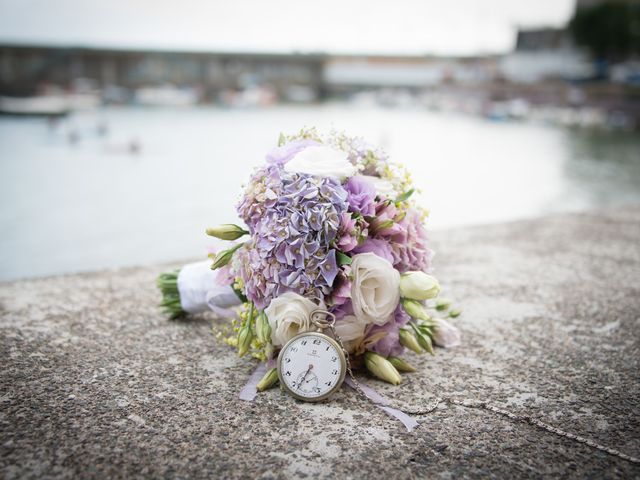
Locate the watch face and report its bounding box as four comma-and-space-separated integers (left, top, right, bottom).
278, 332, 346, 402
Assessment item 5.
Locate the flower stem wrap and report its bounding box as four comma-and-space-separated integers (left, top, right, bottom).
156, 261, 242, 319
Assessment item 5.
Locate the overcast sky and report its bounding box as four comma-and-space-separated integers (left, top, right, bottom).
0, 0, 576, 56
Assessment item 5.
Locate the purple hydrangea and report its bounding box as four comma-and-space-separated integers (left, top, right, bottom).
236, 165, 283, 231
236, 165, 348, 309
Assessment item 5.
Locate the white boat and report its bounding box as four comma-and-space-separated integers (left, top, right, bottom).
0, 96, 70, 116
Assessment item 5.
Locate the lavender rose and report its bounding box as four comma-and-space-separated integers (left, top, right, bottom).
369, 305, 410, 357
336, 213, 358, 253
352, 238, 394, 264
345, 175, 376, 216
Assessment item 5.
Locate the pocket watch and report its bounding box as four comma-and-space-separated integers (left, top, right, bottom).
277, 310, 347, 402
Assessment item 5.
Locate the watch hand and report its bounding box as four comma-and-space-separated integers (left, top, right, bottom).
297, 364, 313, 390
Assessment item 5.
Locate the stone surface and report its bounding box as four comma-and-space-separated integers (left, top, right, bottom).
1, 207, 640, 479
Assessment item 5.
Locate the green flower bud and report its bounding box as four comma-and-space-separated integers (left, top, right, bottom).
255, 311, 271, 344
399, 328, 424, 354
416, 331, 434, 355
435, 297, 452, 311
402, 299, 430, 321
417, 322, 434, 336
256, 368, 278, 392
387, 356, 417, 372
237, 324, 253, 357
449, 309, 462, 318
364, 351, 402, 385
206, 224, 249, 241
211, 243, 242, 270
400, 272, 440, 300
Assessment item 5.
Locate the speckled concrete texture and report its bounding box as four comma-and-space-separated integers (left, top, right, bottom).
1, 207, 640, 479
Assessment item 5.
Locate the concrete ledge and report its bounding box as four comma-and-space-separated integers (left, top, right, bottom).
1, 207, 640, 479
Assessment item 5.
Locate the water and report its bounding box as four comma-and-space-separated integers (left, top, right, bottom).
1, 104, 639, 281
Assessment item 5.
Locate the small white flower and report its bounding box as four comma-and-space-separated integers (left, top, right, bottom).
432, 317, 461, 348
360, 175, 396, 198
264, 292, 320, 347
284, 145, 357, 179
351, 253, 400, 326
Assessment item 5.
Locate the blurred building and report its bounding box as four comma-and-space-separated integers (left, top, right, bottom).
0, 44, 503, 105
498, 27, 595, 83
0, 45, 325, 104
324, 56, 498, 94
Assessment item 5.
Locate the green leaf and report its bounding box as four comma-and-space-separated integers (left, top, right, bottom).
277, 132, 286, 146
336, 251, 352, 266
395, 188, 415, 203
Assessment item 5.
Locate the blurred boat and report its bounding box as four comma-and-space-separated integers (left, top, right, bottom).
0, 96, 70, 117
0, 92, 101, 116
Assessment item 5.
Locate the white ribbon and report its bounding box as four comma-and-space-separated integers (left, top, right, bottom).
177, 261, 241, 317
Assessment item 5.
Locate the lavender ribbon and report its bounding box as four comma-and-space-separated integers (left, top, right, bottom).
239, 364, 420, 432
344, 377, 419, 432
239, 360, 277, 402
239, 363, 268, 401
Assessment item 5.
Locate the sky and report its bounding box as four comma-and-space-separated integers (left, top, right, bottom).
0, 0, 577, 56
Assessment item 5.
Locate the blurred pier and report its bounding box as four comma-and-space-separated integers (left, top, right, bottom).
1, 40, 638, 129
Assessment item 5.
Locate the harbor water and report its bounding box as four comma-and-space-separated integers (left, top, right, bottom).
1, 103, 639, 281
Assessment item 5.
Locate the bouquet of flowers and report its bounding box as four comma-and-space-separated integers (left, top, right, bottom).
157, 128, 461, 391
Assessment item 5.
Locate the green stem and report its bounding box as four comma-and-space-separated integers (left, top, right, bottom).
246, 302, 255, 328
156, 270, 186, 320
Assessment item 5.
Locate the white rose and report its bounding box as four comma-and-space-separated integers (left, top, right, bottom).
334, 315, 366, 354
264, 292, 320, 347
351, 253, 400, 326
432, 317, 461, 348
284, 145, 357, 179
361, 175, 396, 198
